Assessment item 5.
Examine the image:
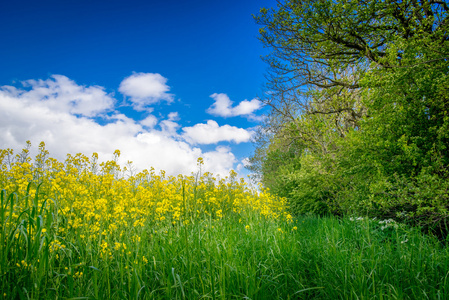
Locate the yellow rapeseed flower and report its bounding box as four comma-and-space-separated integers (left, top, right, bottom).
1, 144, 289, 264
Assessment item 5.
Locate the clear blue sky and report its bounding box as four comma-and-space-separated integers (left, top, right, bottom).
0, 0, 277, 177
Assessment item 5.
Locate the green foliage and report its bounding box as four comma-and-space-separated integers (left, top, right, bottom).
278, 167, 332, 216
3, 185, 449, 299
251, 0, 449, 238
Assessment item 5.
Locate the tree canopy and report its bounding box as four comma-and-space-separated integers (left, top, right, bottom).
251, 0, 449, 237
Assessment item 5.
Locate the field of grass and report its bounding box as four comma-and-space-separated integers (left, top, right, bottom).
1, 144, 449, 299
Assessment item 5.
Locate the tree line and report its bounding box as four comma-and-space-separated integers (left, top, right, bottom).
249, 0, 449, 238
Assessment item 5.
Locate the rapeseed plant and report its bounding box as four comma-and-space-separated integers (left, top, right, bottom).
1, 142, 287, 241
0, 142, 290, 298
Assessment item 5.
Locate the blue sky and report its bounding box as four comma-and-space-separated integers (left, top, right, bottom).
0, 0, 277, 177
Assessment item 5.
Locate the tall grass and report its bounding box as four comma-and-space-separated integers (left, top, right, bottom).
2, 189, 449, 299
1, 144, 449, 299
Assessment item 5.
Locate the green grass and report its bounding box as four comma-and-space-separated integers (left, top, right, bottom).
1, 189, 449, 299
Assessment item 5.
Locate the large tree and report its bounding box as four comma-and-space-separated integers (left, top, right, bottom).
251, 0, 449, 234
255, 0, 448, 132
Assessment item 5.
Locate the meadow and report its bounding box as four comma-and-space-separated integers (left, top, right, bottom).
1, 143, 449, 299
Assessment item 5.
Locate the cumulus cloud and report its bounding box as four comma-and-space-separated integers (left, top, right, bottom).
182, 120, 253, 144
202, 146, 236, 174
160, 119, 180, 136
140, 115, 158, 128
119, 72, 174, 110
0, 75, 239, 176
235, 157, 251, 172
1, 75, 115, 117
167, 112, 179, 121
207, 93, 261, 118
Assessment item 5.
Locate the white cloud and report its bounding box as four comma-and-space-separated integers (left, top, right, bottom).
160, 120, 180, 136
242, 157, 251, 168
1, 75, 115, 117
140, 115, 158, 128
119, 73, 174, 110
236, 157, 251, 172
207, 93, 261, 118
167, 112, 179, 121
182, 120, 253, 144
0, 75, 242, 177
202, 146, 236, 175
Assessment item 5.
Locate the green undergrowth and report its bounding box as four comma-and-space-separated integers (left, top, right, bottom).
1, 188, 449, 299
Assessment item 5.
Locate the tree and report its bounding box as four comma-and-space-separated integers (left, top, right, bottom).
254, 0, 448, 135
251, 0, 449, 235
